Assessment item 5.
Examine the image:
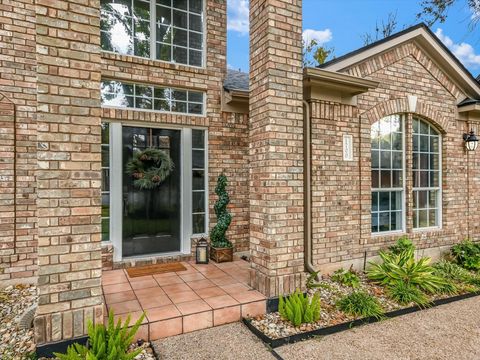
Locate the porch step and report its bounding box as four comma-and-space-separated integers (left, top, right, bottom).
102, 260, 266, 340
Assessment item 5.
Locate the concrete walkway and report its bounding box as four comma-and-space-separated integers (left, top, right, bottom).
152, 297, 480, 360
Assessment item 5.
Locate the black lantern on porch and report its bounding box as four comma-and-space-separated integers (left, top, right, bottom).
195, 237, 209, 264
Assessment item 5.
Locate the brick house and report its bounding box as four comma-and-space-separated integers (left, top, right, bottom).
1, 0, 480, 350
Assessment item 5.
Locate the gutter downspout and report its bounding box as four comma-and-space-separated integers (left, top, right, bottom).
303, 100, 316, 276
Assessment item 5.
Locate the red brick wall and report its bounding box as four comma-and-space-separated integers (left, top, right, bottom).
309, 41, 479, 272
0, 0, 37, 284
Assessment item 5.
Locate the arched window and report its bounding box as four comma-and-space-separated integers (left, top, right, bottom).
371, 114, 405, 233
412, 117, 441, 229
370, 114, 442, 234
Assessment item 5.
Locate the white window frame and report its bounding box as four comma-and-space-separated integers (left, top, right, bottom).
371, 114, 406, 236
412, 117, 442, 231
100, 0, 207, 69
104, 121, 208, 262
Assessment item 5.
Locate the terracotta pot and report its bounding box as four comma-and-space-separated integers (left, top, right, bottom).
210, 246, 233, 263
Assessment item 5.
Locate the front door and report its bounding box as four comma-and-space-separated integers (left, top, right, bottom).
122, 126, 181, 257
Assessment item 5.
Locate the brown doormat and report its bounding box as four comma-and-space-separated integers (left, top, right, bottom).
126, 262, 187, 278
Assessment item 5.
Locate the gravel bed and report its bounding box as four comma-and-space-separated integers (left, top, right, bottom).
0, 284, 38, 360
276, 296, 480, 360
152, 322, 276, 360
249, 272, 472, 339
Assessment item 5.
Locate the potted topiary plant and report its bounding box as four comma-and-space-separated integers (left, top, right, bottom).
210, 173, 233, 263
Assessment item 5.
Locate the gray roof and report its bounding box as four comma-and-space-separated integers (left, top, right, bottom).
224, 69, 249, 92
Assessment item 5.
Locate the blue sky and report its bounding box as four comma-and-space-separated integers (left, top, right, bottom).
227, 0, 480, 77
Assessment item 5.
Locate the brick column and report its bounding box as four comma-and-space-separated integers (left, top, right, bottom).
34, 0, 103, 344
249, 0, 305, 297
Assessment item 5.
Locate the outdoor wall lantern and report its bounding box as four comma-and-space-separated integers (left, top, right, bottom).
196, 237, 209, 264
463, 130, 479, 152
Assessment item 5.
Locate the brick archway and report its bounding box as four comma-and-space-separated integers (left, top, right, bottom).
360, 97, 451, 133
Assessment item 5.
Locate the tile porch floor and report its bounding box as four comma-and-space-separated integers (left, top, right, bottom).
102, 260, 266, 340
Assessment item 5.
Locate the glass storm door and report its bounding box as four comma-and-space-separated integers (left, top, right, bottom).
122, 126, 181, 257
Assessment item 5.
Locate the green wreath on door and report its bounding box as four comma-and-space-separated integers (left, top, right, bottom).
125, 148, 174, 190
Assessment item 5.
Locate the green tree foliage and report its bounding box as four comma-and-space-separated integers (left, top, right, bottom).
278, 289, 321, 326
303, 39, 334, 67
417, 0, 480, 29
54, 310, 145, 360
210, 174, 232, 248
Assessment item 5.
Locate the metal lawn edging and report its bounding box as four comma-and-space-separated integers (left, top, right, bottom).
244, 291, 480, 349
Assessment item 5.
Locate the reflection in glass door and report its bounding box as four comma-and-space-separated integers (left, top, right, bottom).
122, 126, 181, 257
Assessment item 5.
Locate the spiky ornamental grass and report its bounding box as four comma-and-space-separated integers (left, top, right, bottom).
367, 247, 448, 294
336, 291, 384, 319
387, 281, 430, 307
433, 260, 480, 291
278, 289, 321, 327
55, 310, 145, 360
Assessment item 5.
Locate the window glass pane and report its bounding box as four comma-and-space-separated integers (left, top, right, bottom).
101, 80, 205, 116
102, 218, 110, 241
173, 9, 187, 28
371, 170, 379, 188
157, 5, 171, 24
156, 43, 172, 61
173, 46, 188, 63
192, 129, 205, 148
192, 149, 205, 168
193, 191, 205, 213
173, 28, 188, 47
189, 0, 203, 13
173, 0, 187, 10
101, 0, 149, 57
371, 115, 404, 233
413, 118, 441, 229
193, 213, 205, 234
189, 14, 202, 32
189, 32, 203, 50
192, 170, 204, 190
189, 50, 203, 67
188, 102, 203, 114
158, 0, 171, 6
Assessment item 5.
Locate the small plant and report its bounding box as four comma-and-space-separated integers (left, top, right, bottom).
331, 267, 361, 288
306, 270, 322, 290
278, 289, 321, 327
388, 236, 415, 255
387, 281, 430, 307
433, 260, 480, 291
451, 239, 480, 271
55, 310, 145, 360
367, 247, 448, 294
336, 291, 384, 319
210, 174, 233, 249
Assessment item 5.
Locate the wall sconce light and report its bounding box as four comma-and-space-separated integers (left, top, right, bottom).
463, 130, 478, 152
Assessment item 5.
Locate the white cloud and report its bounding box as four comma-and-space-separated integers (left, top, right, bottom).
227, 0, 249, 35
435, 28, 480, 69
302, 28, 333, 46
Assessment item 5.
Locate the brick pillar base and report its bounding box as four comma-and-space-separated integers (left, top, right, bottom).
248, 0, 305, 297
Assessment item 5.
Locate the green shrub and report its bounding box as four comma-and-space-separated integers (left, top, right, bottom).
367, 248, 447, 294
336, 291, 384, 319
331, 268, 361, 288
278, 289, 321, 326
433, 260, 480, 291
386, 281, 430, 307
451, 240, 480, 271
388, 236, 415, 255
54, 310, 145, 360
